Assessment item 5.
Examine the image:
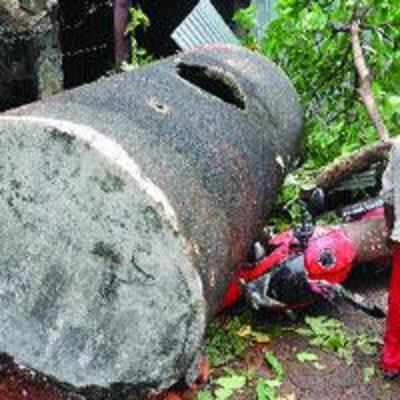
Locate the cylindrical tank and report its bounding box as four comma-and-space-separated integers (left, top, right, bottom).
0, 45, 302, 394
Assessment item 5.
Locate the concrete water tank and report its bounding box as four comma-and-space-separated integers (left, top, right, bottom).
0, 45, 303, 394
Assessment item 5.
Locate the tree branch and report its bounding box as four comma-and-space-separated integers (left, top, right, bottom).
309, 10, 394, 192
350, 19, 389, 142
314, 140, 393, 192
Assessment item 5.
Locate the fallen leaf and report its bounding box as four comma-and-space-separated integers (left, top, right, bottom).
363, 366, 375, 384
296, 352, 319, 363
237, 325, 252, 337
265, 352, 285, 380
312, 362, 326, 370
278, 394, 296, 400
252, 332, 271, 344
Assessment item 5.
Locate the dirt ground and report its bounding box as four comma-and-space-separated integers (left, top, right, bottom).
201, 265, 400, 400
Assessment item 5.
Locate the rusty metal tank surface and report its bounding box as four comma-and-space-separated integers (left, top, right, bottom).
0, 45, 303, 393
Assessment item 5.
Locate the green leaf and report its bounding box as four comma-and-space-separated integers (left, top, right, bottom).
214, 374, 246, 400
233, 5, 258, 48
233, 4, 257, 31
295, 327, 313, 337
301, 4, 328, 31
296, 352, 319, 363
256, 378, 281, 400
296, 316, 356, 362
386, 96, 400, 117
215, 387, 233, 400
215, 375, 246, 391
356, 334, 382, 356
197, 391, 214, 400
265, 352, 285, 380
125, 6, 152, 67
363, 367, 376, 384
206, 316, 251, 367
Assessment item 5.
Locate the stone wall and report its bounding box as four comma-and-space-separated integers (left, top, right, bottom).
0, 0, 63, 111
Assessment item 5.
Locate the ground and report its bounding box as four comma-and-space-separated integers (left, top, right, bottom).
194, 264, 400, 400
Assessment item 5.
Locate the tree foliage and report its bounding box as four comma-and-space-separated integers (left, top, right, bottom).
237, 0, 400, 168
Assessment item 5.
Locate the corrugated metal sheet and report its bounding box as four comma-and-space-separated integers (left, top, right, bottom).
171, 0, 240, 51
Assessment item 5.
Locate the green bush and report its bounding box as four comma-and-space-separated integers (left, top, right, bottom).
235, 0, 399, 223
265, 0, 398, 166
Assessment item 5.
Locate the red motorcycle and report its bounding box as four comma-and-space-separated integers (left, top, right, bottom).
223, 190, 390, 318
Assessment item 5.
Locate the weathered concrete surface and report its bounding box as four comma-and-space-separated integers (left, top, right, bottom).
0, 45, 303, 393
0, 0, 62, 110
1, 267, 399, 400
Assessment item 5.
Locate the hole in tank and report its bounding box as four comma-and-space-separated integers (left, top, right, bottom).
176, 63, 246, 110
